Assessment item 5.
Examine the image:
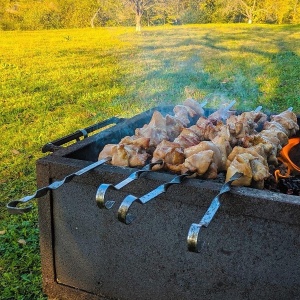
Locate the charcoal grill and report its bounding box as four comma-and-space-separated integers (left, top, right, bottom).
11, 106, 300, 299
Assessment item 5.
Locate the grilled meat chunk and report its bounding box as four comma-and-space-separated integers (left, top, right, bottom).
152, 140, 185, 171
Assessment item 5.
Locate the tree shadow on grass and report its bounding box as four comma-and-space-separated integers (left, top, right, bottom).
116, 25, 300, 114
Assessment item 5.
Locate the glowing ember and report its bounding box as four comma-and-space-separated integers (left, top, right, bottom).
275, 137, 300, 181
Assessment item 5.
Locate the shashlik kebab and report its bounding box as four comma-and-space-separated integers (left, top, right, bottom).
98, 101, 299, 189
98, 98, 206, 167
226, 108, 299, 188
151, 103, 267, 177
154, 107, 298, 188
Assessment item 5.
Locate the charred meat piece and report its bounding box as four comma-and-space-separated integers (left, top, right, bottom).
135, 111, 169, 147
151, 140, 185, 171
120, 136, 150, 149
226, 110, 268, 145
98, 143, 149, 167
183, 98, 205, 116
270, 110, 299, 137
173, 126, 204, 148
111, 144, 149, 167
173, 105, 198, 126
165, 114, 185, 141
226, 153, 269, 188
184, 141, 223, 171
183, 150, 215, 177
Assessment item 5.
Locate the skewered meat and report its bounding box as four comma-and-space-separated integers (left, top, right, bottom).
153, 139, 225, 178
154, 102, 236, 174
183, 98, 205, 116
226, 109, 299, 187
98, 100, 299, 190
98, 143, 150, 167
111, 144, 149, 167
207, 100, 236, 121
98, 99, 206, 167
153, 102, 238, 176
270, 110, 299, 136
174, 103, 233, 149
135, 110, 169, 147
226, 144, 270, 168
173, 126, 204, 148
195, 117, 224, 141
226, 153, 269, 188
226, 153, 269, 187
183, 150, 216, 177
173, 127, 232, 176
120, 136, 150, 149
226, 110, 268, 145
184, 141, 223, 170
135, 100, 205, 146
152, 140, 185, 171
238, 109, 298, 166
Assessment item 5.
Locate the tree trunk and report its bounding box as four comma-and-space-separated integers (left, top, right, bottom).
90, 7, 101, 28
136, 12, 142, 31
146, 10, 150, 26
292, 0, 299, 23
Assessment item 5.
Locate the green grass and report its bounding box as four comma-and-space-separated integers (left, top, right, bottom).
0, 24, 300, 299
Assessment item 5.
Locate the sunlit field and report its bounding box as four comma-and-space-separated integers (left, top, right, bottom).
1, 24, 300, 299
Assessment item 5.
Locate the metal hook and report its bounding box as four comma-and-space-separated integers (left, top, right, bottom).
187, 172, 243, 253
118, 173, 191, 224
6, 157, 111, 214
95, 160, 163, 209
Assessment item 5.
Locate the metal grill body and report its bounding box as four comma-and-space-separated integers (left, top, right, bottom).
37, 107, 300, 300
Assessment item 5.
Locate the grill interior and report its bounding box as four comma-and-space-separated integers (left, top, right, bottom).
63, 106, 300, 159
61, 105, 300, 189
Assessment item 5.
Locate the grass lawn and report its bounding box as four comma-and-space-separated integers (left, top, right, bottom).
0, 24, 300, 299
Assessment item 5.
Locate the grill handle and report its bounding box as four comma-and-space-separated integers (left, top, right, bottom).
42, 116, 126, 153
117, 173, 191, 225
6, 157, 111, 214
187, 172, 243, 253
96, 160, 163, 209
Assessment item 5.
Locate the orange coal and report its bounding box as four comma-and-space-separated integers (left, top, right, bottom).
275, 137, 300, 181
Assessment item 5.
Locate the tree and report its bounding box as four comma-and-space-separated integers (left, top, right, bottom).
291, 0, 300, 23
263, 0, 295, 24
123, 0, 157, 31
222, 0, 263, 23
91, 0, 127, 27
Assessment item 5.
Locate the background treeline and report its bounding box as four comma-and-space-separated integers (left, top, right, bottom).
0, 0, 299, 30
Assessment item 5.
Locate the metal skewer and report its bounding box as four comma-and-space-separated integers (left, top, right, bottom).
118, 173, 191, 224
6, 157, 111, 214
200, 100, 208, 107
254, 105, 263, 112
95, 160, 163, 209
187, 172, 243, 253
96, 100, 207, 210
